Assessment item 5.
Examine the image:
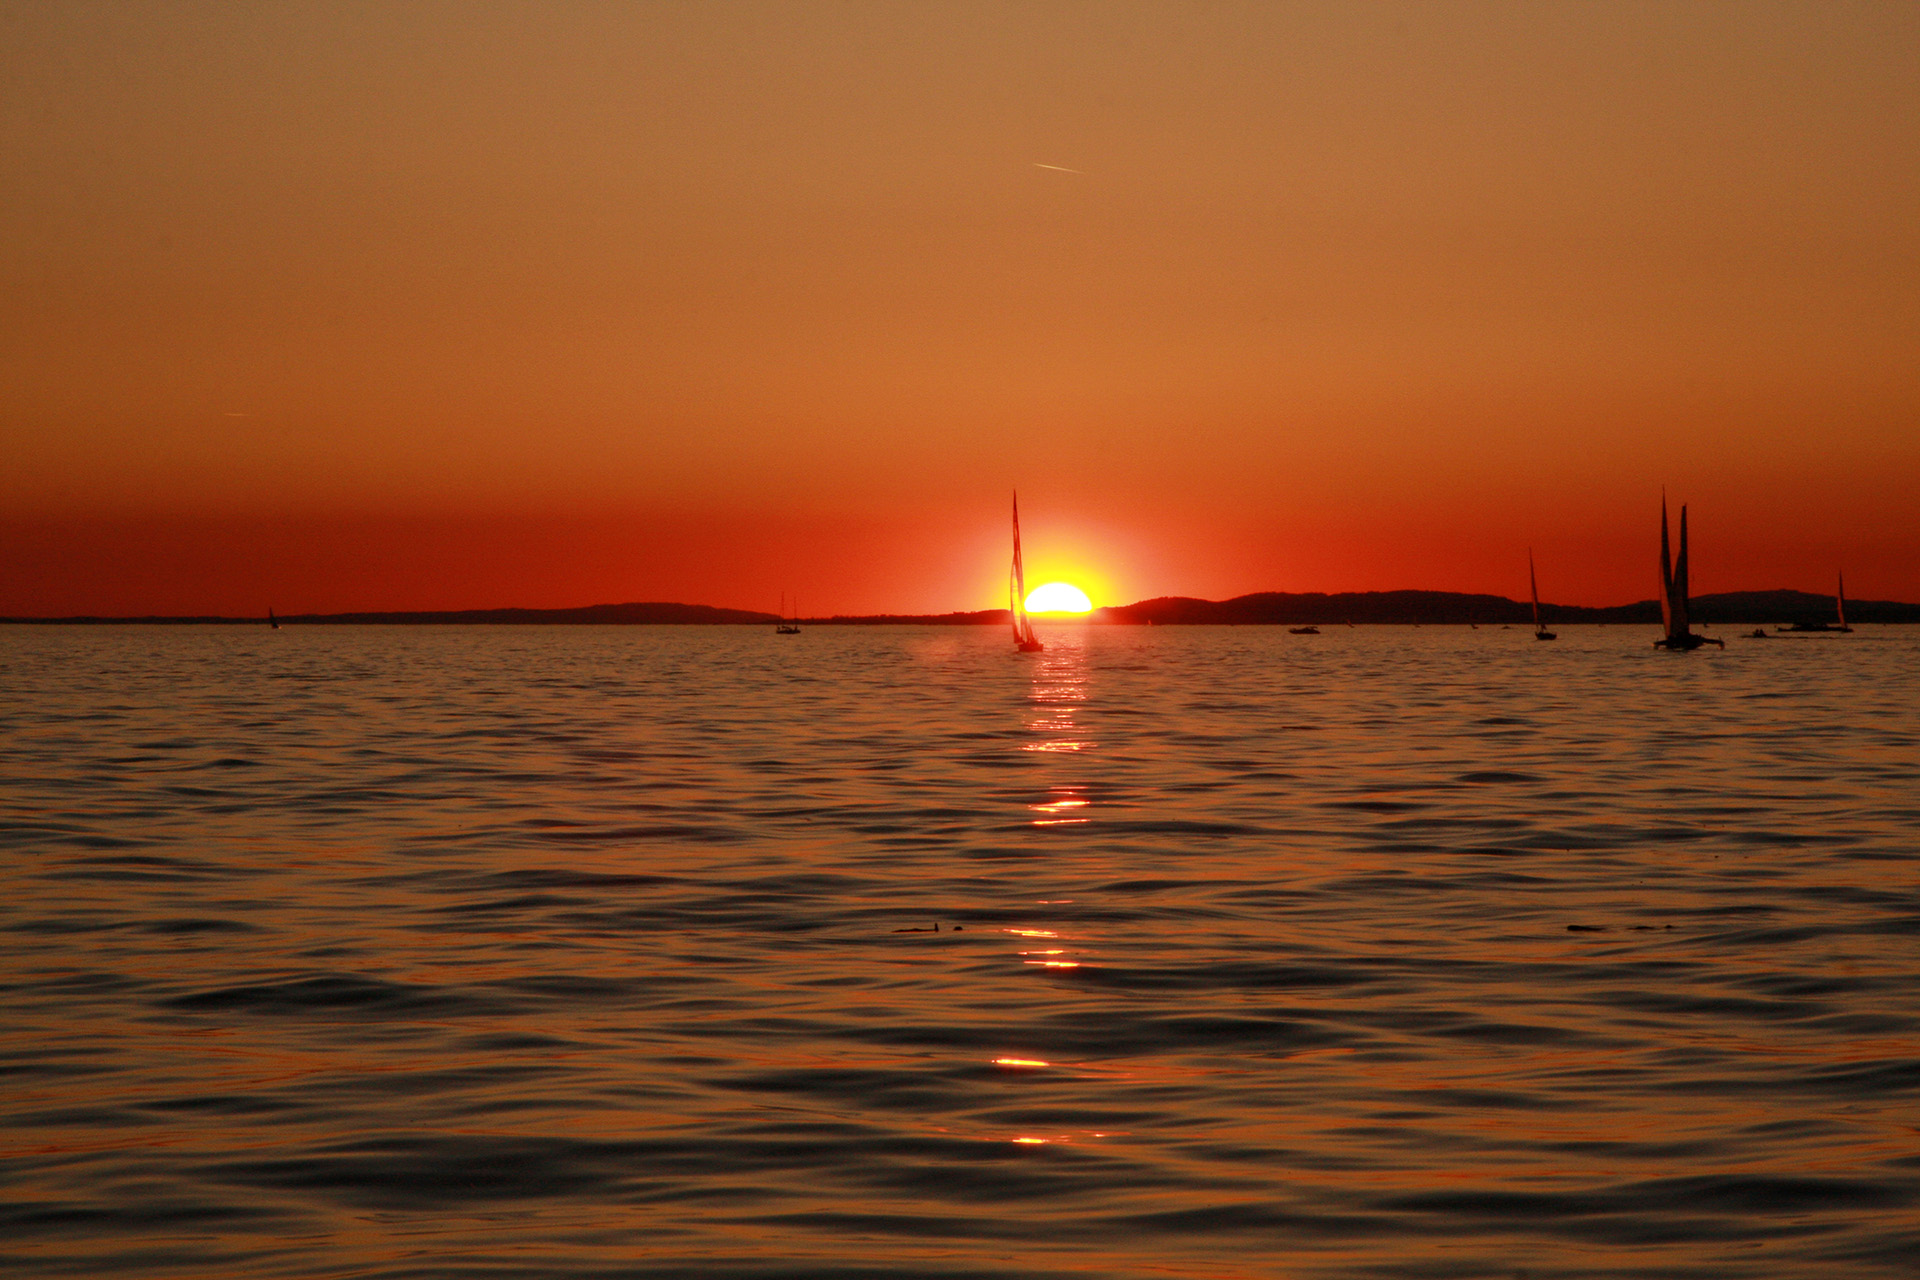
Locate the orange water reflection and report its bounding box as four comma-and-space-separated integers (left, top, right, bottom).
1029, 789, 1090, 826
1022, 635, 1093, 755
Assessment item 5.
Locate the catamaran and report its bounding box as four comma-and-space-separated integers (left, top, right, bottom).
1653, 495, 1723, 650
1529, 549, 1556, 640
1010, 494, 1044, 653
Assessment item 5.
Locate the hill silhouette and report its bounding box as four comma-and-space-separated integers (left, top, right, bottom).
6, 602, 778, 625
7, 589, 1916, 626
1096, 589, 1919, 626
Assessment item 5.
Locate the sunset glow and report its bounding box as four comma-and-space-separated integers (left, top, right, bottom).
1, 3, 1914, 615
7, 8, 1917, 1278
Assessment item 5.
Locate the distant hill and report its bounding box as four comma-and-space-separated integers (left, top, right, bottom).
1100, 591, 1547, 626
281, 602, 780, 625
1097, 590, 1920, 626
808, 610, 1006, 626
6, 590, 1915, 626
4, 602, 779, 625
1684, 590, 1918, 626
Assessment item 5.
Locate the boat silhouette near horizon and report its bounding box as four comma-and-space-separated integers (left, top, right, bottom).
1653, 495, 1723, 651
775, 593, 801, 635
1529, 549, 1556, 641
1779, 571, 1852, 633
1009, 494, 1043, 653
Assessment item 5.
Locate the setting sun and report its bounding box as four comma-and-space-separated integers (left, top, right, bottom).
1024, 582, 1092, 614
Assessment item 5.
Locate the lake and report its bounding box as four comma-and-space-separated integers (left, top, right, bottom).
3, 623, 1916, 1278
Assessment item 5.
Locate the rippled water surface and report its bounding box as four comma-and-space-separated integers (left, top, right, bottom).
4, 623, 1918, 1279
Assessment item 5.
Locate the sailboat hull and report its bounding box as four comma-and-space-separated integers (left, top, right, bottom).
1653, 633, 1722, 650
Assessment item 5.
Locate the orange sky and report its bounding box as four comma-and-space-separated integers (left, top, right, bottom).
4, 1, 1916, 616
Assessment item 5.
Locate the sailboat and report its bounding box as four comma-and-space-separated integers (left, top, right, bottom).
1653, 494, 1722, 650
1010, 493, 1044, 653
1529, 549, 1556, 641
775, 593, 801, 635
1780, 571, 1853, 633
268, 607, 279, 631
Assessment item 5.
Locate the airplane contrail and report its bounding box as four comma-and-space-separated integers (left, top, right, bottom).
1033, 163, 1085, 174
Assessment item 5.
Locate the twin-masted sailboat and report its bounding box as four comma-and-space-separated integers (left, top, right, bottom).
1654, 495, 1723, 650
1010, 493, 1044, 653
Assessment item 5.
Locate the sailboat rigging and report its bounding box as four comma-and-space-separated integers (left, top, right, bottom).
1653, 494, 1722, 650
1529, 549, 1556, 640
775, 593, 801, 635
1010, 494, 1044, 653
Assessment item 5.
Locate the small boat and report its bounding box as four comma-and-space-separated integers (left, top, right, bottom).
1745, 628, 1770, 639
1652, 494, 1722, 650
1010, 494, 1043, 653
1779, 571, 1853, 632
1529, 549, 1556, 640
775, 593, 801, 635
268, 607, 279, 630
1289, 625, 1319, 635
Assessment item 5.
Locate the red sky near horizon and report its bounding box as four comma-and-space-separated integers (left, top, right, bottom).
4, 2, 1916, 617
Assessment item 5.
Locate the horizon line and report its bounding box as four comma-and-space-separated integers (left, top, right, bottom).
2, 584, 1902, 626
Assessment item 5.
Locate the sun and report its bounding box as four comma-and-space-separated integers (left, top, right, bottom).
1024, 582, 1092, 614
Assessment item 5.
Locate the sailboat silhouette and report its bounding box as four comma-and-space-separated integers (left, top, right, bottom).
1010, 494, 1043, 653
1653, 494, 1722, 650
1529, 549, 1556, 641
1781, 571, 1853, 633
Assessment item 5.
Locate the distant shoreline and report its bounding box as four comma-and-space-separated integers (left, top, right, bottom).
7, 589, 1916, 627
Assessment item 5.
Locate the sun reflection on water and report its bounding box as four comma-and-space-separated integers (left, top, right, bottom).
1029, 789, 1089, 826
1022, 634, 1093, 754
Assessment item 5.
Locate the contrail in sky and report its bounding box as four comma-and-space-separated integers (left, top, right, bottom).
1032, 163, 1084, 174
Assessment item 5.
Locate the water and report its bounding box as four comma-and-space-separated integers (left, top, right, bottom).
3, 623, 1917, 1279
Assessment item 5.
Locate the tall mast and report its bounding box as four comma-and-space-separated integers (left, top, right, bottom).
1011, 492, 1029, 645
1529, 548, 1542, 629
1010, 492, 1040, 650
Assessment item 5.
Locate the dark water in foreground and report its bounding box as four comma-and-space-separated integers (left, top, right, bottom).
3, 624, 1918, 1279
